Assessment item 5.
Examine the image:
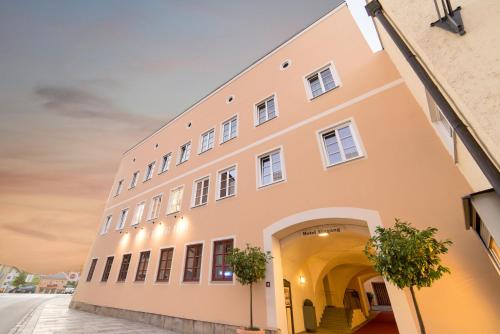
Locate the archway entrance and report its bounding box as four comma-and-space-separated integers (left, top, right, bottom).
263, 208, 419, 334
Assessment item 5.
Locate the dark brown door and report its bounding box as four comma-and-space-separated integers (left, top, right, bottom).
372, 282, 391, 306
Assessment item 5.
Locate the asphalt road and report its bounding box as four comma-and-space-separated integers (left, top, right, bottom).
0, 293, 56, 334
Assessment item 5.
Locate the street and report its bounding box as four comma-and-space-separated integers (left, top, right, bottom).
0, 294, 56, 334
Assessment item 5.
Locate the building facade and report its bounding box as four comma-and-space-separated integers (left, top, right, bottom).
0, 265, 21, 293
72, 3, 499, 334
37, 273, 70, 294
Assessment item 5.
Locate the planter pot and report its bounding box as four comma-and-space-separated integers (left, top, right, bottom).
237, 328, 265, 334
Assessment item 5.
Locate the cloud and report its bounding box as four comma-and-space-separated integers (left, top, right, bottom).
34, 85, 157, 125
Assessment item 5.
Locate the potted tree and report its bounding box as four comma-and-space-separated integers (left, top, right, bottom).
227, 244, 273, 334
364, 219, 452, 334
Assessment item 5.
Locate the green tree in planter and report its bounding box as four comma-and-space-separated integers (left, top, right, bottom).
12, 272, 27, 288
364, 219, 452, 334
226, 244, 273, 331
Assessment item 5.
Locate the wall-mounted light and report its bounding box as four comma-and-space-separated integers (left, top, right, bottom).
299, 276, 306, 284
318, 232, 329, 237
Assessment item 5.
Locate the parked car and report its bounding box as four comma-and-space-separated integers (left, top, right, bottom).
9, 285, 36, 293
64, 287, 75, 294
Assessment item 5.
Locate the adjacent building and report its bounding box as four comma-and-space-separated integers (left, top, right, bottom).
72, 2, 499, 334
0, 265, 21, 293
37, 273, 69, 294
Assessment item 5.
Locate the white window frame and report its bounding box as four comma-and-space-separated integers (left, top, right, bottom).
100, 215, 112, 235
116, 208, 129, 230
220, 115, 238, 144
303, 61, 341, 100
317, 119, 365, 168
130, 171, 140, 189
199, 128, 215, 154
166, 185, 184, 215
216, 165, 237, 200
191, 175, 210, 208
178, 142, 191, 164
256, 147, 286, 188
254, 94, 278, 126
427, 93, 456, 159
159, 153, 172, 174
114, 179, 124, 196
144, 162, 156, 182
130, 201, 146, 226
147, 194, 163, 221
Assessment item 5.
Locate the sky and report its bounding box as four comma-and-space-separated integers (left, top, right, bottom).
0, 0, 344, 274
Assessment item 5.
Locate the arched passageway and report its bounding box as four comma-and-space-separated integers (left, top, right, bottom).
263, 208, 418, 334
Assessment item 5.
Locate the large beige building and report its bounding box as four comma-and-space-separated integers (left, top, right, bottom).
72, 3, 499, 334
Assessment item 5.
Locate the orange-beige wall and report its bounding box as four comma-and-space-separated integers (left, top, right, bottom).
73, 4, 500, 333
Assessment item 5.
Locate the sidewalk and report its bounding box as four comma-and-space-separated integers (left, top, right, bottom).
16, 296, 178, 334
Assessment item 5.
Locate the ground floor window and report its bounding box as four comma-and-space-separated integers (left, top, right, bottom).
101, 256, 114, 282
183, 244, 203, 282
156, 248, 174, 282
212, 239, 234, 281
86, 259, 97, 282
135, 251, 150, 281
117, 254, 131, 282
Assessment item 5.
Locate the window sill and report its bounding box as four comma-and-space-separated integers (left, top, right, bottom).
308, 85, 339, 101
216, 193, 236, 202
191, 202, 207, 209
198, 147, 214, 155
166, 210, 180, 216
258, 178, 285, 189
128, 186, 136, 190
210, 280, 234, 284
177, 160, 189, 166
143, 178, 152, 183
158, 170, 169, 175
255, 116, 277, 127
325, 155, 364, 169
181, 280, 201, 284
220, 136, 237, 145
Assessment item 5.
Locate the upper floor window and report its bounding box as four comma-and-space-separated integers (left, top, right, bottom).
114, 180, 124, 196
130, 171, 139, 189
217, 166, 236, 199
200, 129, 215, 153
116, 209, 128, 230
135, 251, 150, 282
144, 162, 155, 181
212, 239, 234, 281
156, 248, 174, 282
167, 186, 184, 215
147, 195, 162, 221
183, 243, 203, 282
86, 258, 97, 282
221, 116, 238, 143
258, 149, 284, 187
179, 142, 191, 164
101, 256, 114, 282
130, 202, 145, 226
100, 215, 112, 235
117, 254, 131, 282
159, 153, 172, 174
256, 96, 277, 125
306, 65, 339, 99
192, 177, 209, 207
320, 122, 362, 166
427, 93, 455, 157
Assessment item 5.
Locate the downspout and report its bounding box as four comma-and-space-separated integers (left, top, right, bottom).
365, 0, 500, 195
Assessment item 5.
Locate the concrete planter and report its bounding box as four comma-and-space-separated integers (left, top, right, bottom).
237, 328, 265, 334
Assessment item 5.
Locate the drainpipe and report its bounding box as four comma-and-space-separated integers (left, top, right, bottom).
365, 0, 500, 195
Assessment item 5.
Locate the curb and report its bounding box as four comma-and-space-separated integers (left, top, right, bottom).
7, 296, 58, 334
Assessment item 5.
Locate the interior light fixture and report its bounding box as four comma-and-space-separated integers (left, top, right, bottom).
318, 232, 329, 237
299, 276, 306, 284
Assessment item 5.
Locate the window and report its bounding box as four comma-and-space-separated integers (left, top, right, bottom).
100, 215, 112, 235
101, 256, 114, 282
200, 129, 215, 153
221, 116, 238, 143
427, 92, 455, 156
212, 239, 234, 281
147, 195, 162, 221
259, 149, 284, 186
156, 248, 174, 282
117, 254, 131, 282
179, 142, 191, 164
321, 122, 362, 166
218, 166, 236, 199
130, 202, 145, 226
114, 180, 124, 196
166, 186, 184, 214
135, 251, 150, 282
86, 259, 97, 282
183, 244, 203, 282
256, 96, 277, 125
144, 162, 155, 181
116, 209, 128, 230
130, 171, 139, 189
192, 177, 209, 207
159, 153, 172, 174
307, 66, 338, 98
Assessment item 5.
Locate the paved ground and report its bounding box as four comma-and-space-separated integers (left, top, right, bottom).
0, 294, 57, 334
352, 311, 399, 334
13, 295, 178, 334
